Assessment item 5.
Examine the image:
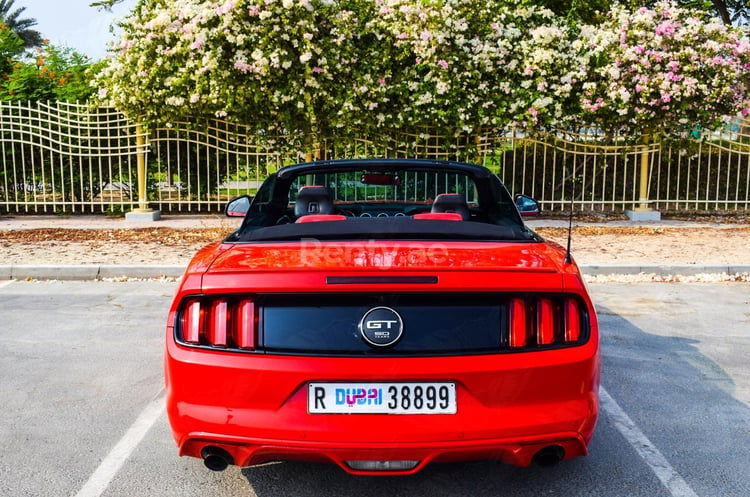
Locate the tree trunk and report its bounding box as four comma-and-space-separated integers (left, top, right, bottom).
710, 0, 732, 25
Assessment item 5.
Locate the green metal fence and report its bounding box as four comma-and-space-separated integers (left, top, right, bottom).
2, 101, 749, 214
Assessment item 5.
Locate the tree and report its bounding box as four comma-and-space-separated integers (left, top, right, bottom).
0, 42, 96, 102
709, 0, 750, 24
617, 0, 750, 25
524, 0, 612, 23
0, 0, 43, 48
0, 21, 23, 77
90, 0, 128, 10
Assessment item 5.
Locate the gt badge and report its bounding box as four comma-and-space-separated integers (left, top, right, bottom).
359, 306, 404, 348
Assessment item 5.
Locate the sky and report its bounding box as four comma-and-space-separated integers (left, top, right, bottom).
20, 0, 139, 60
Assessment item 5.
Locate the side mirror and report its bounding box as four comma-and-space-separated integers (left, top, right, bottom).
514, 194, 541, 217
225, 195, 251, 217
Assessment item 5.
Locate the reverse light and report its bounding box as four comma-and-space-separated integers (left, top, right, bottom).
178, 297, 257, 350
344, 460, 420, 472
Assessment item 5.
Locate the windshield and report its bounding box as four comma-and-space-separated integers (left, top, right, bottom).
288, 170, 479, 205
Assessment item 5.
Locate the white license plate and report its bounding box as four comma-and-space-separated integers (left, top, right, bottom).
308, 382, 456, 414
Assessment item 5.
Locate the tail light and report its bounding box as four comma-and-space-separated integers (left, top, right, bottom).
506, 295, 587, 350
177, 296, 257, 350
508, 298, 527, 348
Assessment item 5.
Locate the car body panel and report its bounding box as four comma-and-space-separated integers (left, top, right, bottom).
164, 159, 600, 475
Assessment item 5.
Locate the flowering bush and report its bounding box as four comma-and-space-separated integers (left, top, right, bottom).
97, 0, 589, 136
576, 1, 750, 134
96, 0, 379, 136
361, 0, 586, 131
95, 0, 750, 140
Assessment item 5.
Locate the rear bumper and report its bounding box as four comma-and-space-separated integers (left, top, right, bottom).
165, 338, 599, 474
179, 431, 590, 475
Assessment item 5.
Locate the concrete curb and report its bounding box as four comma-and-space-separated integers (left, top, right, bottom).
1, 264, 749, 281
1, 264, 185, 281
581, 264, 750, 276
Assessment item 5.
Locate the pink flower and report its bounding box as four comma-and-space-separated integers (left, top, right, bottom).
655, 23, 674, 37
437, 60, 449, 70
234, 61, 251, 71
216, 2, 236, 15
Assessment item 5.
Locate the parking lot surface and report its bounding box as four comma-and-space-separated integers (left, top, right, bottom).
1, 280, 749, 497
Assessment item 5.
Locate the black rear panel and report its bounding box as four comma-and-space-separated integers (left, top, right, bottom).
261, 293, 503, 355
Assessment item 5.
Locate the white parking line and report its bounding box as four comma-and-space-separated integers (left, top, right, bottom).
75, 389, 166, 497
0, 280, 13, 289
600, 386, 699, 497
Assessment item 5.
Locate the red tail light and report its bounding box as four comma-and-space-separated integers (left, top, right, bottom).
183, 300, 202, 344
507, 295, 586, 350
178, 297, 257, 350
536, 298, 555, 345
508, 298, 527, 348
210, 300, 229, 347
564, 299, 581, 342
236, 300, 256, 349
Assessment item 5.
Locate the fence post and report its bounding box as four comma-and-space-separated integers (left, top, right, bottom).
625, 134, 661, 221
125, 123, 161, 221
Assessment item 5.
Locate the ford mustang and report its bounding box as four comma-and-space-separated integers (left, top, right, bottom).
164, 158, 600, 475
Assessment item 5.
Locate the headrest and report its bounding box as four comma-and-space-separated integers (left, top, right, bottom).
431, 193, 469, 220
294, 185, 335, 218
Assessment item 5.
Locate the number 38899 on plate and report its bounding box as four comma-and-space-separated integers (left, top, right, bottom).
308, 382, 457, 414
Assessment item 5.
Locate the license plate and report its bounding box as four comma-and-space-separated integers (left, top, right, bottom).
308, 382, 456, 414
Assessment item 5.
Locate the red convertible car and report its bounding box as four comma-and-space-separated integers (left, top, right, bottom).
165, 159, 599, 475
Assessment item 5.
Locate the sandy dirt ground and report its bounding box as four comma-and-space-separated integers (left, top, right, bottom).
0, 223, 748, 267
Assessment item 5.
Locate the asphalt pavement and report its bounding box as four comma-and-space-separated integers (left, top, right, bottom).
1, 214, 749, 280
2, 280, 749, 496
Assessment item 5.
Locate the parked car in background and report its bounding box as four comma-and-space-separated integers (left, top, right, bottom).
165, 158, 600, 475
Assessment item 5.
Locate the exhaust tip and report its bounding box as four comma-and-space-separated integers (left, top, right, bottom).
532, 445, 565, 467
201, 446, 234, 472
